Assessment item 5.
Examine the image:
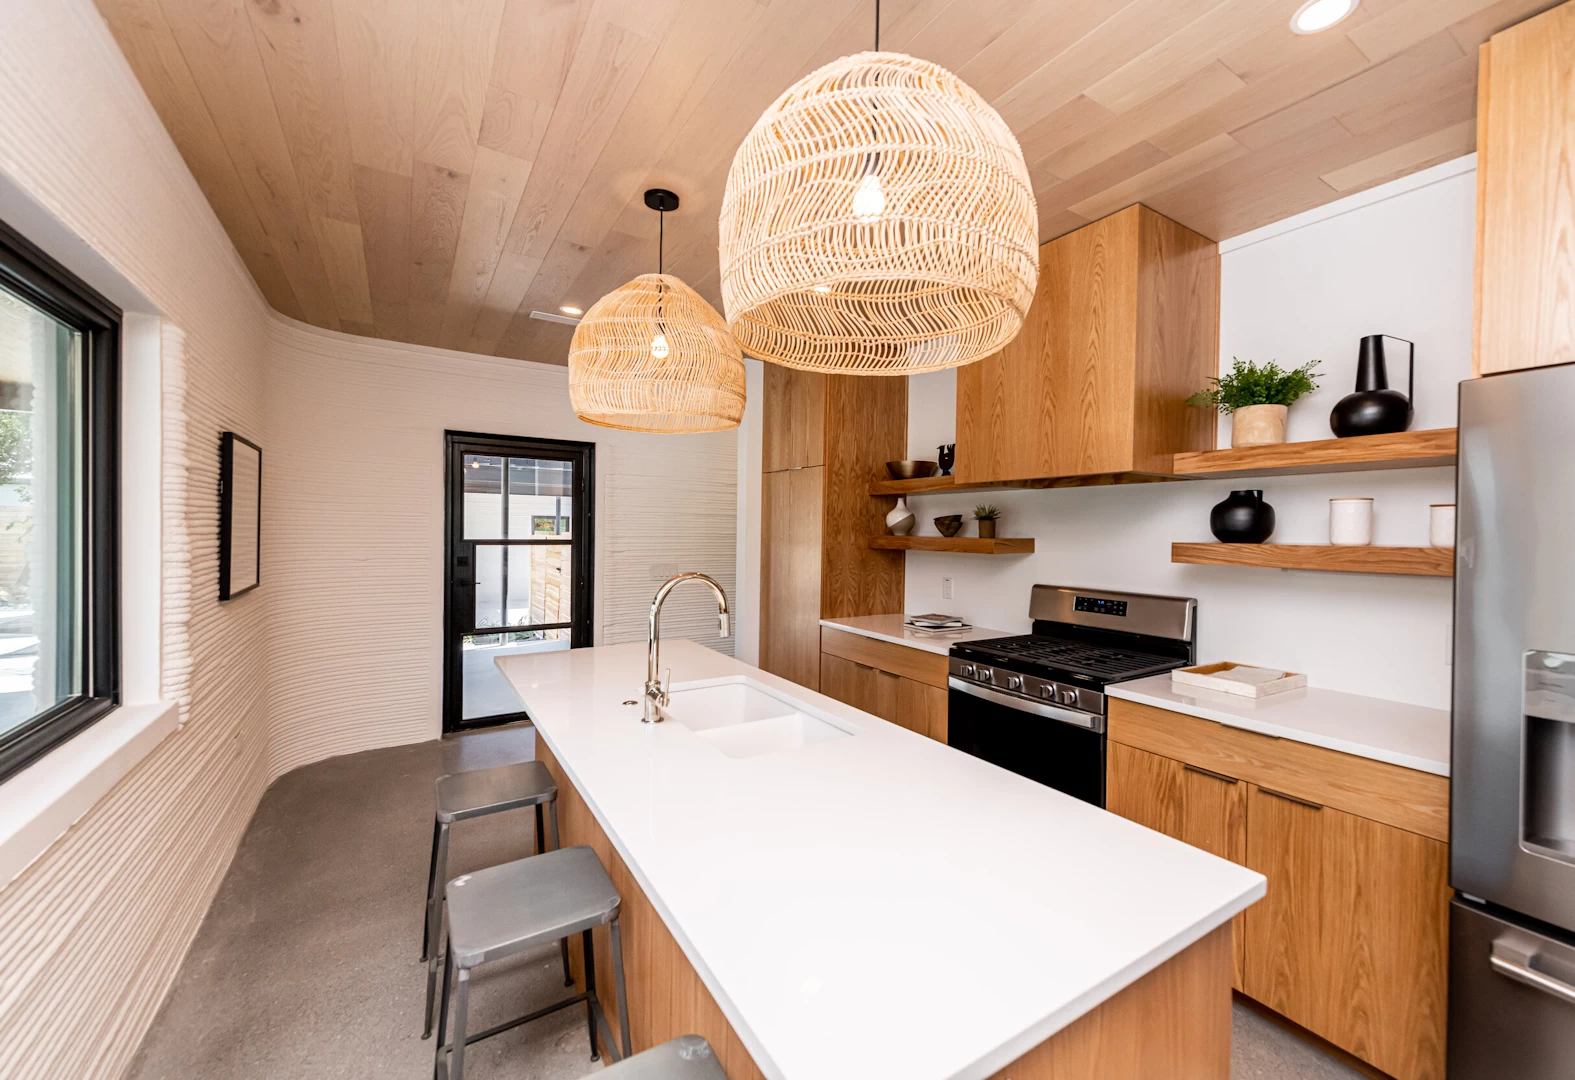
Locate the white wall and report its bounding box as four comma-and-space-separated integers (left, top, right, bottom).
263, 319, 738, 778
900, 159, 1476, 710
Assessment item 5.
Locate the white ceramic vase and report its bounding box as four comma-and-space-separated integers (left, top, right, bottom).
1430, 504, 1456, 549
1230, 404, 1288, 448
1329, 498, 1373, 546
886, 497, 915, 536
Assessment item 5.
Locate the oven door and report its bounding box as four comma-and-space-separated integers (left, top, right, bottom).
947, 678, 1105, 806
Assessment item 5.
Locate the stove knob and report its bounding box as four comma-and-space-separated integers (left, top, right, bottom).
959, 663, 976, 678
1059, 687, 1079, 706
979, 667, 995, 683
1006, 674, 1024, 691
1040, 683, 1057, 700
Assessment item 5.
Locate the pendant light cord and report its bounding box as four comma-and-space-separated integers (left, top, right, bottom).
874, 0, 880, 50
658, 209, 664, 275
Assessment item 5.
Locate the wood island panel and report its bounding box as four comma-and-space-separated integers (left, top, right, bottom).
537, 741, 1234, 1080
819, 626, 949, 688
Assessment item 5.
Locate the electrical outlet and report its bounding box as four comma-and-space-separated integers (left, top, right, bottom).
941, 577, 952, 600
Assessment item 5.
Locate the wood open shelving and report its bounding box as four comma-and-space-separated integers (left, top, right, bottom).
869, 536, 1035, 555
868, 473, 1181, 496
1171, 542, 1454, 577
1169, 428, 1457, 478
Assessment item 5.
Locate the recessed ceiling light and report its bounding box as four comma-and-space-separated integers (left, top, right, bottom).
559, 304, 583, 316
1291, 0, 1357, 34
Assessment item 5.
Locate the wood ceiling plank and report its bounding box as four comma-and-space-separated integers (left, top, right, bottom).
1019, 94, 1120, 172
1034, 140, 1171, 221
480, 0, 592, 162
1071, 132, 1248, 221
407, 160, 469, 346
1447, 0, 1565, 52
332, 0, 419, 175
246, 0, 360, 223
1337, 56, 1478, 135
411, 0, 508, 175
1322, 119, 1477, 192
156, 0, 341, 328
440, 146, 534, 349
955, 0, 1117, 105
478, 85, 553, 162
94, 0, 298, 315
1349, 0, 1506, 63
897, 0, 1046, 75
353, 165, 412, 339
314, 216, 376, 324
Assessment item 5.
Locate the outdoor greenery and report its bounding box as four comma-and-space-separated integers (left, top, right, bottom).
1187, 358, 1321, 413
973, 503, 1000, 521
0, 410, 29, 492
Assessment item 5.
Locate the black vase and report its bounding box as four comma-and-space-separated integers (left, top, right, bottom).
937, 443, 955, 476
1331, 334, 1415, 437
1210, 490, 1275, 544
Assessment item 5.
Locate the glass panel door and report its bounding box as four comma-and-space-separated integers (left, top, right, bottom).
444, 435, 593, 732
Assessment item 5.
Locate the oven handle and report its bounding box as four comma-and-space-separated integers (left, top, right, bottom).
948, 677, 1105, 733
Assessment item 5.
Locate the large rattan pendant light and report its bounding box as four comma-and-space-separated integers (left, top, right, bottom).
569, 189, 746, 432
718, 0, 1039, 375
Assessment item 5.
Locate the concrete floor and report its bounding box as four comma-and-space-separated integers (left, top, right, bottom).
126, 727, 1364, 1080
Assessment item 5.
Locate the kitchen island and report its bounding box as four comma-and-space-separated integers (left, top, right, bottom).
497, 641, 1264, 1080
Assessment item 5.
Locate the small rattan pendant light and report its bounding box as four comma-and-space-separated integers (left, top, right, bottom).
718, 0, 1039, 375
569, 189, 746, 432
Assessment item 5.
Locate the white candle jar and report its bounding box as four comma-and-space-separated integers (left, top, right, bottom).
1330, 498, 1374, 546
1430, 503, 1456, 549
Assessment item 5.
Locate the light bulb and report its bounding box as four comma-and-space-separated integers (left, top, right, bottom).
852, 172, 885, 221
812, 284, 832, 294
650, 332, 669, 360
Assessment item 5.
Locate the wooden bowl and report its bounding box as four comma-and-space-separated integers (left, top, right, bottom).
934, 515, 963, 537
886, 459, 938, 480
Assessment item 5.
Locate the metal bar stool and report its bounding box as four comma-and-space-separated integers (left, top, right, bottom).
433, 845, 632, 1080
591, 1035, 727, 1079
422, 760, 571, 1037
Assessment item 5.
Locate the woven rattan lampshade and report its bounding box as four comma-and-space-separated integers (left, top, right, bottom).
719, 51, 1039, 375
568, 273, 746, 433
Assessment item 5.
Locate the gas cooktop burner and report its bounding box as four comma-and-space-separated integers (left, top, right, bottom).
963, 634, 1182, 681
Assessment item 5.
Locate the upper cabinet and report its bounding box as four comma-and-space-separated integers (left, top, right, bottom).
1475, 1, 1575, 376
954, 205, 1218, 485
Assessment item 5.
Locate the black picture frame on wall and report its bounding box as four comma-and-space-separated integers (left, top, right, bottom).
219, 432, 261, 601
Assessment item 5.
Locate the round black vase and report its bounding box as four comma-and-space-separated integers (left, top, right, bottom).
1330, 390, 1413, 437
1210, 490, 1275, 544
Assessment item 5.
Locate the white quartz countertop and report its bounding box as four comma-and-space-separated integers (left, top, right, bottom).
1108, 673, 1451, 777
498, 642, 1264, 1080
819, 614, 1015, 656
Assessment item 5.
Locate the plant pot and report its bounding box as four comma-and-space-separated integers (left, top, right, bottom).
977, 518, 996, 538
1209, 490, 1275, 543
1230, 404, 1288, 448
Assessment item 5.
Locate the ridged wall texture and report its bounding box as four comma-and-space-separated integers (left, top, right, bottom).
0, 2, 272, 1078
263, 320, 738, 779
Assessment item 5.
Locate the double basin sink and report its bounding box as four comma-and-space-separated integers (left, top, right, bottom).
658, 676, 860, 758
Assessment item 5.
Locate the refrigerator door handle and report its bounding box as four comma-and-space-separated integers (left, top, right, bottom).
1491, 941, 1575, 1007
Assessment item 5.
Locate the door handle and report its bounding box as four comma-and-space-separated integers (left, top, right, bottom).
1259, 786, 1323, 810
1184, 763, 1239, 785
1491, 943, 1575, 1007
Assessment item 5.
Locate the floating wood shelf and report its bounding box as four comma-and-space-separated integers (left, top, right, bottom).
868, 473, 1181, 496
870, 536, 1036, 555
1171, 543, 1454, 577
1169, 428, 1457, 479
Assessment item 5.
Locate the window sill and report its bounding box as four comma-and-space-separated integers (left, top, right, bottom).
0, 700, 178, 888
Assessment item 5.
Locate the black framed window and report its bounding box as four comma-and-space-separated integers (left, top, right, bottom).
0, 221, 119, 782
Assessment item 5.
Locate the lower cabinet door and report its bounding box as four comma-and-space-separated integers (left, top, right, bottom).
1244, 784, 1448, 1080
819, 654, 898, 722
1107, 742, 1248, 989
897, 677, 948, 742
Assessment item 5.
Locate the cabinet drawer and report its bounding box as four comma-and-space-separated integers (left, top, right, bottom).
1108, 698, 1448, 842
819, 627, 948, 688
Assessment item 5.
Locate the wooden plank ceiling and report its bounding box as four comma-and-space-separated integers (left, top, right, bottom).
96, 0, 1554, 367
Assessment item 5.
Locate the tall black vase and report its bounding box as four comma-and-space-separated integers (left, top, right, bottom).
1331, 334, 1414, 437
1210, 490, 1275, 544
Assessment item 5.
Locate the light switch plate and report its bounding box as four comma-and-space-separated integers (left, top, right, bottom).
941, 577, 952, 600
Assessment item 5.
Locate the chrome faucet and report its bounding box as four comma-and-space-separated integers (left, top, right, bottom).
644, 572, 730, 723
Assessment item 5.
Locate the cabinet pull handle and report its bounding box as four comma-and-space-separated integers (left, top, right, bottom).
1259, 786, 1323, 810
853, 662, 876, 671
1184, 763, 1238, 785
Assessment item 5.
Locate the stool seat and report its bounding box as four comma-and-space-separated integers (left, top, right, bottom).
446, 845, 619, 967
594, 1036, 727, 1079
436, 760, 556, 824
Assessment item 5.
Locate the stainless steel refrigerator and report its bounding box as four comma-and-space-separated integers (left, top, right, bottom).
1451, 362, 1575, 1076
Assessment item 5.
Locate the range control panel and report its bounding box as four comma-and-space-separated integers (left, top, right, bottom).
1074, 595, 1128, 618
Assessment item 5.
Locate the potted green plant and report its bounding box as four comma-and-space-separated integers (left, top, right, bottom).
974, 503, 1000, 539
1188, 359, 1321, 448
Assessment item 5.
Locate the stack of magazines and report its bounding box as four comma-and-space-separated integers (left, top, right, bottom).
904, 613, 972, 635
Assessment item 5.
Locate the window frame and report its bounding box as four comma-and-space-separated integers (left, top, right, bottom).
0, 220, 121, 783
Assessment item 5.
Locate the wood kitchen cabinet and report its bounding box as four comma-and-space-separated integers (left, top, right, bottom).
954, 204, 1217, 484
1106, 699, 1449, 1080
759, 369, 905, 691
1475, 1, 1575, 376
819, 628, 950, 742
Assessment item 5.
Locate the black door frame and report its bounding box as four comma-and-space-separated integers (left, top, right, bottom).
442, 431, 594, 733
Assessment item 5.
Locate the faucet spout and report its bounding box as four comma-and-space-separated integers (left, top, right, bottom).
645, 572, 730, 724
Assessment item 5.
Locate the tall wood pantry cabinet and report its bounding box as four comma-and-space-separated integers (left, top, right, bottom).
1474, 0, 1575, 375
759, 364, 905, 691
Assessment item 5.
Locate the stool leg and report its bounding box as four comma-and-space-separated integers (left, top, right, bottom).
432, 949, 453, 1079
448, 967, 472, 1080
421, 817, 441, 961
534, 803, 545, 856
422, 823, 450, 1037
610, 916, 632, 1062
583, 928, 599, 1062
549, 800, 572, 986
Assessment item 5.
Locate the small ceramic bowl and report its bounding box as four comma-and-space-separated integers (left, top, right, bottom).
934, 515, 963, 538
886, 459, 939, 480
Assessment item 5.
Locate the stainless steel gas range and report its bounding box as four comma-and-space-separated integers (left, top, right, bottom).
946, 585, 1197, 806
